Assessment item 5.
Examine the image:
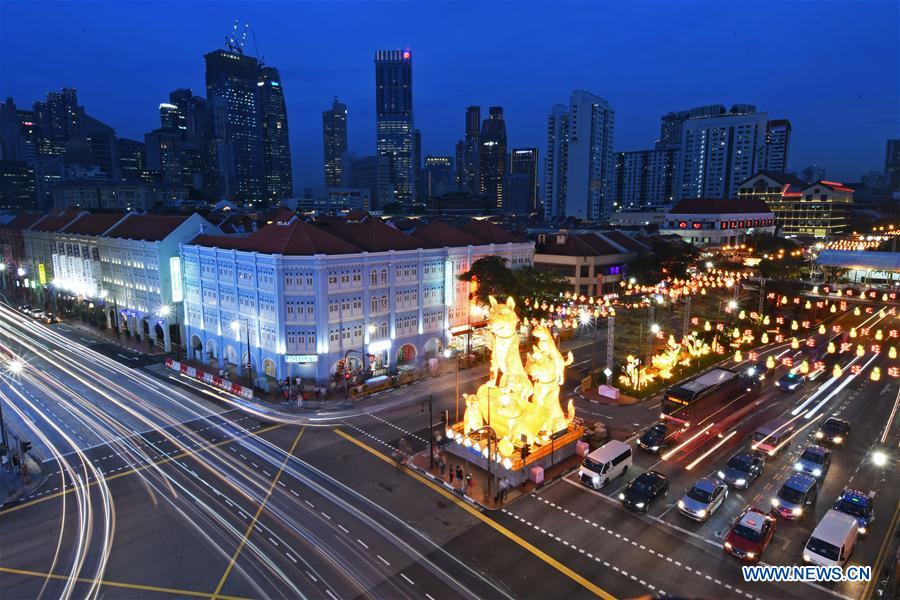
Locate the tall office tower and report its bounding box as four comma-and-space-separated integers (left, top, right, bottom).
885, 139, 900, 190
32, 88, 80, 141
613, 147, 679, 211
763, 119, 791, 172
374, 49, 415, 206
479, 107, 507, 209
0, 98, 28, 161
0, 160, 36, 211
117, 138, 145, 180
510, 148, 539, 213
159, 102, 181, 131
414, 129, 424, 202
423, 155, 454, 198
169, 89, 208, 138
676, 105, 767, 200
322, 97, 347, 187
78, 114, 119, 178
543, 91, 615, 221
144, 127, 183, 184
458, 105, 481, 193
258, 66, 293, 202
800, 164, 826, 184
345, 154, 391, 209
205, 48, 265, 203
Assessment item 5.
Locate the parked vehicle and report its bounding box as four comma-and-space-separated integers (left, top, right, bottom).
578, 440, 632, 489
678, 477, 727, 522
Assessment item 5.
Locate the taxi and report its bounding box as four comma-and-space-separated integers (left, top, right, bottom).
724, 507, 776, 562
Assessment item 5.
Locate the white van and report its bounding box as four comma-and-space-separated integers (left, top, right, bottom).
578, 440, 632, 489
803, 509, 859, 567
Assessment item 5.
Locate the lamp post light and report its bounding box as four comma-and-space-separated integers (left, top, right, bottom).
230, 320, 242, 379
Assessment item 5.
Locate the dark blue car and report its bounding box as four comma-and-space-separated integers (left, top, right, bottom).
833, 488, 875, 535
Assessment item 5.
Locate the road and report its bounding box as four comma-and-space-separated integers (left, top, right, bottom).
0, 300, 897, 600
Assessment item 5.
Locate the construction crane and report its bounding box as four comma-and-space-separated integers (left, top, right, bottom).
224, 19, 250, 54
252, 28, 265, 67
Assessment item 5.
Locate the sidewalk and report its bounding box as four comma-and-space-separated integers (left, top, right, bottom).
407, 445, 581, 511
62, 317, 167, 357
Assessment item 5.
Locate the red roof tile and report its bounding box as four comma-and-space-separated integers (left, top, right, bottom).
29, 209, 83, 232
536, 233, 626, 257
601, 230, 645, 251
62, 213, 126, 236
810, 181, 854, 193
106, 214, 189, 242
412, 222, 482, 248
1, 212, 44, 231
192, 220, 361, 255
319, 219, 423, 252
459, 220, 524, 244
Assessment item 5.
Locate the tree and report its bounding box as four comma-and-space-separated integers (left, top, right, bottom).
458, 256, 519, 306
626, 238, 700, 285
512, 267, 569, 317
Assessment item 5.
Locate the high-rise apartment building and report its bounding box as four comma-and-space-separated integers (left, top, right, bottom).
544, 91, 615, 221
479, 107, 507, 209
886, 139, 900, 190
205, 49, 266, 203
457, 106, 481, 193
423, 155, 454, 199
322, 97, 348, 188
676, 105, 768, 200
613, 148, 679, 211
763, 119, 791, 172
374, 49, 415, 206
117, 138, 145, 181
258, 66, 293, 202
800, 164, 826, 184
32, 88, 80, 141
509, 148, 539, 213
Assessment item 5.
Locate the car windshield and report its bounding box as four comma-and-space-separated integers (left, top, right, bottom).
806, 537, 840, 561
783, 374, 801, 382
687, 486, 712, 503
835, 499, 868, 518
823, 420, 846, 434
801, 450, 825, 464
727, 455, 753, 471
732, 523, 763, 543
582, 457, 604, 474
779, 485, 806, 504
628, 479, 654, 495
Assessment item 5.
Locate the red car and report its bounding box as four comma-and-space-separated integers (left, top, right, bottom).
724, 507, 776, 563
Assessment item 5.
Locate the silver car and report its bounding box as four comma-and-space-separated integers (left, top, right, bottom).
678, 477, 728, 522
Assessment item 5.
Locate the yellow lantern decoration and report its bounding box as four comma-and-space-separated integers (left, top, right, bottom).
761, 332, 769, 344
763, 315, 771, 326
827, 342, 836, 354
791, 337, 800, 349
890, 346, 897, 359
850, 328, 858, 338
804, 300, 812, 309
854, 306, 861, 316
857, 344, 865, 357
732, 327, 741, 339
734, 350, 743, 362
739, 310, 746, 320
871, 367, 881, 381
800, 360, 810, 374
819, 324, 826, 335
766, 355, 775, 369
791, 320, 799, 331
830, 304, 837, 313
833, 364, 842, 378
781, 296, 788, 305
876, 329, 883, 341
704, 321, 712, 332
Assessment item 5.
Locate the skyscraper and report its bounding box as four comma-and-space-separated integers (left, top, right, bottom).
159, 103, 181, 131
800, 164, 826, 184
510, 148, 539, 213
205, 48, 265, 202
117, 138, 145, 181
544, 91, 615, 221
258, 66, 293, 202
885, 139, 900, 190
322, 97, 347, 188
479, 107, 507, 209
374, 49, 415, 206
423, 155, 454, 198
613, 148, 679, 211
457, 106, 481, 193
763, 119, 791, 172
676, 105, 768, 200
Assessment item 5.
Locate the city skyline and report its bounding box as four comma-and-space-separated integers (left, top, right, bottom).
1, 1, 897, 192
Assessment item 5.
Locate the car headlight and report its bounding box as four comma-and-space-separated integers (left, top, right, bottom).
651, 445, 659, 451
794, 462, 803, 471
736, 478, 746, 486
833, 436, 843, 444
724, 541, 732, 549
619, 493, 626, 500
768, 450, 776, 456
813, 468, 822, 477
792, 507, 803, 516
815, 431, 824, 439
696, 509, 707, 518
718, 470, 726, 479
771, 498, 780, 507
803, 553, 811, 562
635, 502, 645, 508
746, 552, 756, 559
678, 500, 685, 509
592, 475, 600, 483
859, 526, 867, 534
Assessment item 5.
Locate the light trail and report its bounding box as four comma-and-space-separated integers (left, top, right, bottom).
685, 430, 737, 471
660, 423, 715, 461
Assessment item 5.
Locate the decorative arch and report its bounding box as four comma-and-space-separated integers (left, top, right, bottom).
262, 358, 276, 378
396, 343, 417, 365
422, 337, 442, 359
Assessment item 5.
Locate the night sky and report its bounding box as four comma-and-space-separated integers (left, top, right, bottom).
1, 1, 897, 189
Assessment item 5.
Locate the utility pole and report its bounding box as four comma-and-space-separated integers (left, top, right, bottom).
427, 394, 434, 468
682, 295, 691, 338
758, 276, 766, 317
606, 312, 615, 373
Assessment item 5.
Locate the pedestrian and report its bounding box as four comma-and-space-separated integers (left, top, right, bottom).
465, 472, 473, 494
455, 465, 464, 490
438, 457, 446, 477
448, 464, 455, 486
500, 477, 510, 502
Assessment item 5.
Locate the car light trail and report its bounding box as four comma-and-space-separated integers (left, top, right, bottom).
661, 423, 715, 461
751, 411, 806, 452
804, 352, 881, 420
685, 430, 737, 470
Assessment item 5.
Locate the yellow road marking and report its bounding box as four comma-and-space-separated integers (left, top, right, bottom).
864, 500, 900, 600
333, 428, 616, 600
212, 427, 305, 599
0, 565, 251, 600
0, 423, 284, 516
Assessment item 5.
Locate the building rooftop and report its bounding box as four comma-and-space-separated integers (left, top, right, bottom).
601, 230, 646, 252
192, 220, 361, 256
106, 214, 190, 242
412, 221, 482, 248
28, 209, 83, 232
460, 220, 525, 244
536, 232, 632, 257
319, 219, 423, 252
749, 170, 807, 188
809, 180, 855, 193
1, 212, 44, 231
668, 198, 772, 215
62, 213, 126, 236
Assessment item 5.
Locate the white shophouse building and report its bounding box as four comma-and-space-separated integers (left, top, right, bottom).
178, 217, 533, 387
661, 198, 775, 247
